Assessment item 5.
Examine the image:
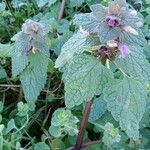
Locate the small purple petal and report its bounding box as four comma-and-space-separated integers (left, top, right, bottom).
107, 19, 116, 27
105, 16, 120, 27
118, 44, 130, 58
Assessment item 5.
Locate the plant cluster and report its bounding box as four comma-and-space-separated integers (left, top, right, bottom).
0, 0, 150, 149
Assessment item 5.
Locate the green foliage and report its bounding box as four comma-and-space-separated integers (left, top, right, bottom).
74, 1, 146, 46
12, 33, 30, 77
69, 0, 84, 7
17, 102, 29, 117
116, 46, 150, 81
0, 66, 7, 81
103, 122, 121, 147
37, 0, 57, 8
104, 78, 147, 140
49, 108, 79, 137
55, 32, 100, 69
0, 0, 149, 149
5, 119, 17, 134
20, 52, 49, 102
89, 96, 107, 122
0, 44, 12, 57
11, 0, 26, 8
51, 139, 66, 150
11, 19, 50, 102
34, 142, 50, 150
63, 54, 113, 108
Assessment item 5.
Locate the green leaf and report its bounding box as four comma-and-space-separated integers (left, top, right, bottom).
12, 33, 30, 77
47, 59, 55, 73
50, 108, 79, 137
17, 102, 29, 117
55, 32, 100, 69
98, 25, 121, 43
51, 108, 72, 126
15, 142, 21, 150
51, 31, 73, 55
37, 0, 57, 7
103, 122, 121, 146
64, 54, 113, 108
0, 2, 6, 12
116, 46, 150, 81
0, 101, 3, 113
31, 37, 50, 57
0, 43, 12, 57
145, 15, 150, 25
0, 66, 7, 80
5, 119, 17, 134
90, 4, 106, 22
37, 0, 49, 7
94, 111, 118, 131
120, 30, 146, 46
145, 0, 150, 4
11, 0, 26, 8
0, 136, 3, 150
69, 0, 84, 7
89, 97, 107, 121
121, 12, 142, 29
49, 126, 62, 138
74, 13, 99, 33
51, 139, 65, 150
34, 142, 50, 150
144, 7, 150, 14
20, 52, 48, 102
104, 78, 147, 140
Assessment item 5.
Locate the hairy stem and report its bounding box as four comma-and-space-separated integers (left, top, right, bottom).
68, 140, 101, 150
58, 0, 66, 20
75, 97, 95, 150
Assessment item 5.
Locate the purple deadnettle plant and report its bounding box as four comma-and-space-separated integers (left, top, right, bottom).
55, 0, 150, 146
74, 0, 146, 59
18, 19, 49, 55
22, 19, 49, 41
12, 19, 50, 102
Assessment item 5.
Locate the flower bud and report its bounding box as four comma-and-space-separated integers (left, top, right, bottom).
22, 19, 49, 38
122, 25, 139, 36
129, 10, 137, 16
31, 47, 37, 54
118, 44, 130, 58
107, 40, 118, 48
136, 21, 143, 28
79, 26, 90, 36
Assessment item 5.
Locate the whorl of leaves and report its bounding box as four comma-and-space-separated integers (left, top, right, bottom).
12, 19, 50, 102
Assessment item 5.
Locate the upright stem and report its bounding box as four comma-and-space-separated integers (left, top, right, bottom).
68, 140, 101, 150
75, 97, 95, 150
58, 0, 66, 20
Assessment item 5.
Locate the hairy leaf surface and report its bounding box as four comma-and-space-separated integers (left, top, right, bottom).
99, 25, 121, 43
74, 13, 99, 33
55, 32, 100, 69
120, 30, 146, 46
89, 97, 107, 121
20, 52, 48, 102
12, 33, 30, 77
104, 78, 147, 140
90, 4, 106, 22
116, 46, 150, 81
0, 43, 12, 57
64, 54, 113, 108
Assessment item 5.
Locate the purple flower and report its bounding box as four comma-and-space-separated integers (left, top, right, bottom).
118, 44, 130, 58
22, 19, 49, 38
106, 16, 120, 27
